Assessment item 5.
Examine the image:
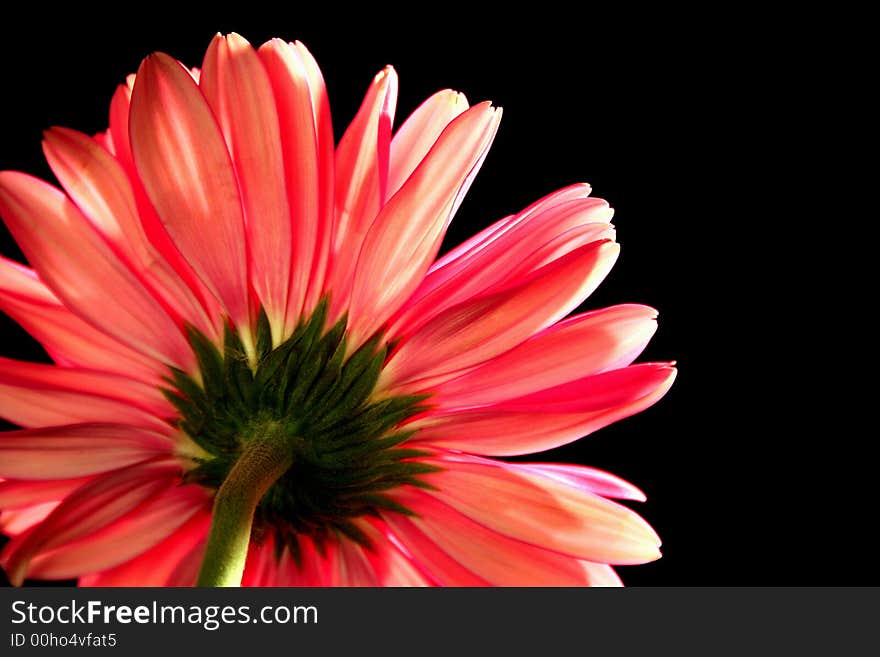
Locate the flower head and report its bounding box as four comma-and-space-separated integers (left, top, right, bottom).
0, 33, 675, 586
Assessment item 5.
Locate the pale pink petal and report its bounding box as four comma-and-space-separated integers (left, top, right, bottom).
0, 357, 173, 425
428, 183, 593, 273
360, 519, 430, 586
79, 509, 210, 586
580, 562, 623, 586
108, 75, 137, 172
259, 39, 333, 326
412, 364, 677, 455
389, 487, 597, 586
0, 257, 162, 383
108, 77, 226, 341
0, 423, 173, 479
258, 40, 335, 328
1, 459, 179, 584
202, 34, 292, 339
516, 463, 647, 502
28, 484, 210, 581
390, 196, 612, 339
42, 127, 218, 340
419, 455, 661, 564
382, 239, 619, 390
380, 512, 489, 586
130, 53, 250, 330
0, 502, 59, 536
324, 66, 398, 321
388, 89, 469, 198
431, 304, 658, 407
347, 103, 501, 344
0, 477, 92, 509
0, 172, 193, 369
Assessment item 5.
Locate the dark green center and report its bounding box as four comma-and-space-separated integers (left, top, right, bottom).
162, 298, 436, 561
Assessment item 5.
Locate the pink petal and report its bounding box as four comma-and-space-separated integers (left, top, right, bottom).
516, 463, 647, 502
388, 89, 469, 198
431, 304, 658, 407
42, 127, 218, 341
79, 509, 210, 586
390, 195, 612, 339
0, 477, 92, 509
108, 77, 226, 343
412, 364, 677, 455
28, 484, 210, 581
130, 53, 250, 330
1, 458, 179, 584
580, 562, 623, 586
334, 538, 380, 586
324, 66, 398, 321
202, 34, 292, 339
428, 183, 593, 273
0, 502, 60, 536
347, 103, 501, 345
382, 239, 619, 390
258, 40, 335, 328
0, 357, 173, 428
0, 171, 193, 369
389, 487, 599, 586
419, 455, 661, 564
360, 519, 430, 586
0, 423, 173, 480
381, 512, 489, 586
0, 257, 162, 383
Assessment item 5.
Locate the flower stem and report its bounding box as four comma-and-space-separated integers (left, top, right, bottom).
196, 423, 293, 587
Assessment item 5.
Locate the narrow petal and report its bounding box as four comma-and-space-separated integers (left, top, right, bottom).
259, 39, 333, 326
0, 477, 93, 509
258, 39, 335, 327
389, 487, 598, 586
108, 76, 226, 342
202, 34, 292, 338
324, 66, 398, 320
130, 53, 250, 329
419, 455, 661, 564
0, 172, 193, 369
412, 364, 677, 455
431, 304, 658, 407
0, 423, 173, 479
428, 183, 593, 273
580, 562, 623, 586
360, 519, 431, 586
1, 459, 179, 584
42, 127, 218, 340
382, 239, 619, 390
0, 257, 161, 383
381, 512, 489, 586
390, 195, 612, 339
28, 484, 209, 581
0, 502, 59, 536
334, 539, 380, 586
79, 509, 210, 586
0, 358, 173, 426
388, 89, 469, 198
347, 103, 501, 344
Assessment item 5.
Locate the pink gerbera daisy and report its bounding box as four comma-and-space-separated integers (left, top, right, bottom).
0, 33, 675, 586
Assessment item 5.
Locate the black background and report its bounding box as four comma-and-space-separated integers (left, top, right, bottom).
0, 9, 862, 585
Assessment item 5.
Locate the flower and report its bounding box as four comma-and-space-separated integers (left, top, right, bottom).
0, 32, 675, 587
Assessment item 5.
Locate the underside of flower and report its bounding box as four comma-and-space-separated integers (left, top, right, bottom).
167, 299, 435, 562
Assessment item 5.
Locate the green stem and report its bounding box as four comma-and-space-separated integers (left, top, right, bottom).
196, 423, 293, 587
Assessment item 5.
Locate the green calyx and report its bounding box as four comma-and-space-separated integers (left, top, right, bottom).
163, 298, 437, 559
